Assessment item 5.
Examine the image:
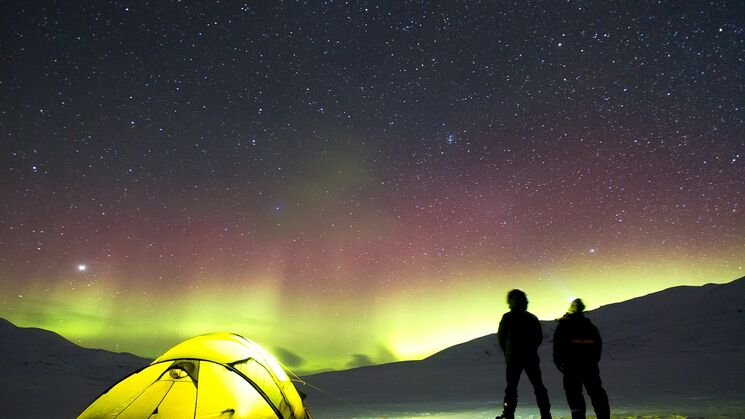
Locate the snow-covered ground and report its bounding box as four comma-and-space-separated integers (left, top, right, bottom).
1, 277, 743, 418
0, 318, 150, 418
302, 403, 745, 419
301, 277, 745, 418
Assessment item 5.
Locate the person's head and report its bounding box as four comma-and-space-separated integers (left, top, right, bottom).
507, 289, 528, 311
568, 298, 585, 314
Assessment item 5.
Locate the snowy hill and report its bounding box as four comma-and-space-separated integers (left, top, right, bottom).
0, 318, 150, 418
301, 277, 745, 417
1, 277, 743, 418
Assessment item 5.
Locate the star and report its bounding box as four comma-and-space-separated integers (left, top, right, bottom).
0, 0, 741, 372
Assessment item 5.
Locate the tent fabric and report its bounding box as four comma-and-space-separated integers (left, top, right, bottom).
78, 333, 311, 419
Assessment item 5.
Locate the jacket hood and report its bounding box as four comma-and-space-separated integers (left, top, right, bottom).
556, 312, 589, 322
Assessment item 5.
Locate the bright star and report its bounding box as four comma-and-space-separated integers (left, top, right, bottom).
77, 264, 87, 272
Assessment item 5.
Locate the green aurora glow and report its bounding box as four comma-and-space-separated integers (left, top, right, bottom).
2, 250, 741, 373
2, 1, 744, 374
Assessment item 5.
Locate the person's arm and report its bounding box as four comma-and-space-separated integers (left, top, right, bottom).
535, 315, 543, 347
553, 322, 565, 371
497, 315, 508, 353
593, 323, 602, 363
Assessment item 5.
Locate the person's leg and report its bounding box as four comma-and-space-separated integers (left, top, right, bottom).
500, 360, 522, 419
525, 360, 551, 418
583, 365, 610, 419
563, 368, 585, 419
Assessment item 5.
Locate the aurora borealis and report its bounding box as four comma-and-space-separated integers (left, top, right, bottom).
1, 2, 743, 373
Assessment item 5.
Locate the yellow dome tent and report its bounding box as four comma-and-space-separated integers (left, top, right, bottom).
78, 333, 311, 418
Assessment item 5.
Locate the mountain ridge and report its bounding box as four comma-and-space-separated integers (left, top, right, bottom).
301, 276, 745, 414
0, 317, 151, 418
1, 276, 743, 417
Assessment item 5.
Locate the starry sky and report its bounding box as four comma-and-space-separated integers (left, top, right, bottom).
1, 1, 743, 373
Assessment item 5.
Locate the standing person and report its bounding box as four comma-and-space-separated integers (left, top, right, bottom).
496, 289, 552, 419
553, 298, 610, 419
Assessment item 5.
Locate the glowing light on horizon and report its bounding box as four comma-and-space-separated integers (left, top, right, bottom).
1, 1, 742, 375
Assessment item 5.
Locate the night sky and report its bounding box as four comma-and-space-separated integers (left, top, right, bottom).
1, 1, 743, 373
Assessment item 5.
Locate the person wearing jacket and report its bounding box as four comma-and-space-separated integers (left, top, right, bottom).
496, 289, 552, 419
553, 298, 610, 419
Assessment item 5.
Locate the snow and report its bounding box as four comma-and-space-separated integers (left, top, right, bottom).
0, 318, 150, 418
1, 277, 744, 418
300, 277, 745, 417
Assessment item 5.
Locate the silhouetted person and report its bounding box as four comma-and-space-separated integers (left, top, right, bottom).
553, 298, 610, 419
496, 289, 552, 419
